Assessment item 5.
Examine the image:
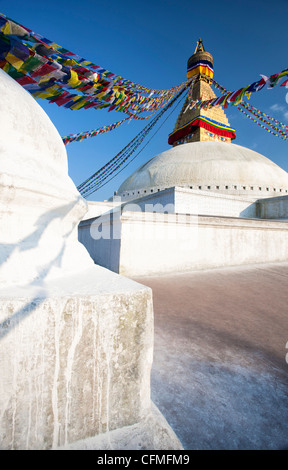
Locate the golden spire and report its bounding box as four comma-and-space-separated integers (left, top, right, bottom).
194, 38, 205, 54
168, 40, 235, 146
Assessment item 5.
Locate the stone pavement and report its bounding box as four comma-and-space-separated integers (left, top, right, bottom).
133, 261, 288, 450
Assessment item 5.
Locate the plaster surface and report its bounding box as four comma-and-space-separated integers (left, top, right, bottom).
59, 402, 182, 450
257, 195, 288, 219
117, 141, 288, 199
134, 261, 288, 450
118, 186, 258, 218
79, 210, 288, 276
0, 68, 93, 287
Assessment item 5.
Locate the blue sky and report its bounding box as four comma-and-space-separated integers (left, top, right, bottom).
1, 0, 288, 201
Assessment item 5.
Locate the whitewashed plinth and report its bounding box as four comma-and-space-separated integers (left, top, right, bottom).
59, 402, 182, 450
0, 266, 182, 450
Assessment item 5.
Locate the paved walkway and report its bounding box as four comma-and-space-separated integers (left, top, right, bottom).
133, 262, 288, 450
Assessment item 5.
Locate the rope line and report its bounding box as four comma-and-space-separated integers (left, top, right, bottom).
84, 86, 190, 196
78, 82, 190, 197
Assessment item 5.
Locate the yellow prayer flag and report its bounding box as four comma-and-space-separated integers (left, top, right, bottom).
80, 60, 91, 66
1, 20, 10, 34
32, 85, 61, 99
3, 62, 11, 72
6, 52, 24, 70
64, 58, 78, 66
68, 69, 82, 87
50, 43, 61, 50
70, 99, 87, 110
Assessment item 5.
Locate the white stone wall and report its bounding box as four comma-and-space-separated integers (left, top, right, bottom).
120, 212, 199, 276
257, 195, 288, 219
173, 187, 257, 218
119, 187, 258, 218
85, 200, 122, 219
79, 211, 288, 276
119, 213, 288, 276
79, 212, 121, 273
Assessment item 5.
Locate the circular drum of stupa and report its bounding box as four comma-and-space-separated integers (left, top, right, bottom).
116, 141, 288, 199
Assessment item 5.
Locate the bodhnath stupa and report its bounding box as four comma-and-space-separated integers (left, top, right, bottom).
116, 39, 288, 201
80, 40, 288, 277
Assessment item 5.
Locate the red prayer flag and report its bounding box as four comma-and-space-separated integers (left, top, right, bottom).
16, 75, 37, 86
31, 63, 58, 78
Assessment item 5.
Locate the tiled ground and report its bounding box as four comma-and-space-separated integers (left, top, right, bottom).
134, 262, 288, 450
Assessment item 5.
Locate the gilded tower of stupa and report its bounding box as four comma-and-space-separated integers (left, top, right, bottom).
168, 39, 236, 146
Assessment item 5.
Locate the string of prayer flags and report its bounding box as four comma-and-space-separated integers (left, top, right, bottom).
239, 102, 288, 139
0, 12, 164, 95
62, 116, 132, 145
212, 79, 288, 140
241, 102, 288, 133
0, 12, 186, 116
186, 70, 288, 112
262, 69, 288, 89
237, 104, 288, 141
61, 83, 189, 145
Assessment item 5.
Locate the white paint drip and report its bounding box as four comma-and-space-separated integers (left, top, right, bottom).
92, 311, 103, 434
64, 300, 83, 445
105, 331, 112, 449
10, 326, 19, 450
52, 300, 65, 449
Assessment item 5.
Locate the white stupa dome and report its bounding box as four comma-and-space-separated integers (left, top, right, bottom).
0, 68, 93, 286
117, 141, 288, 198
